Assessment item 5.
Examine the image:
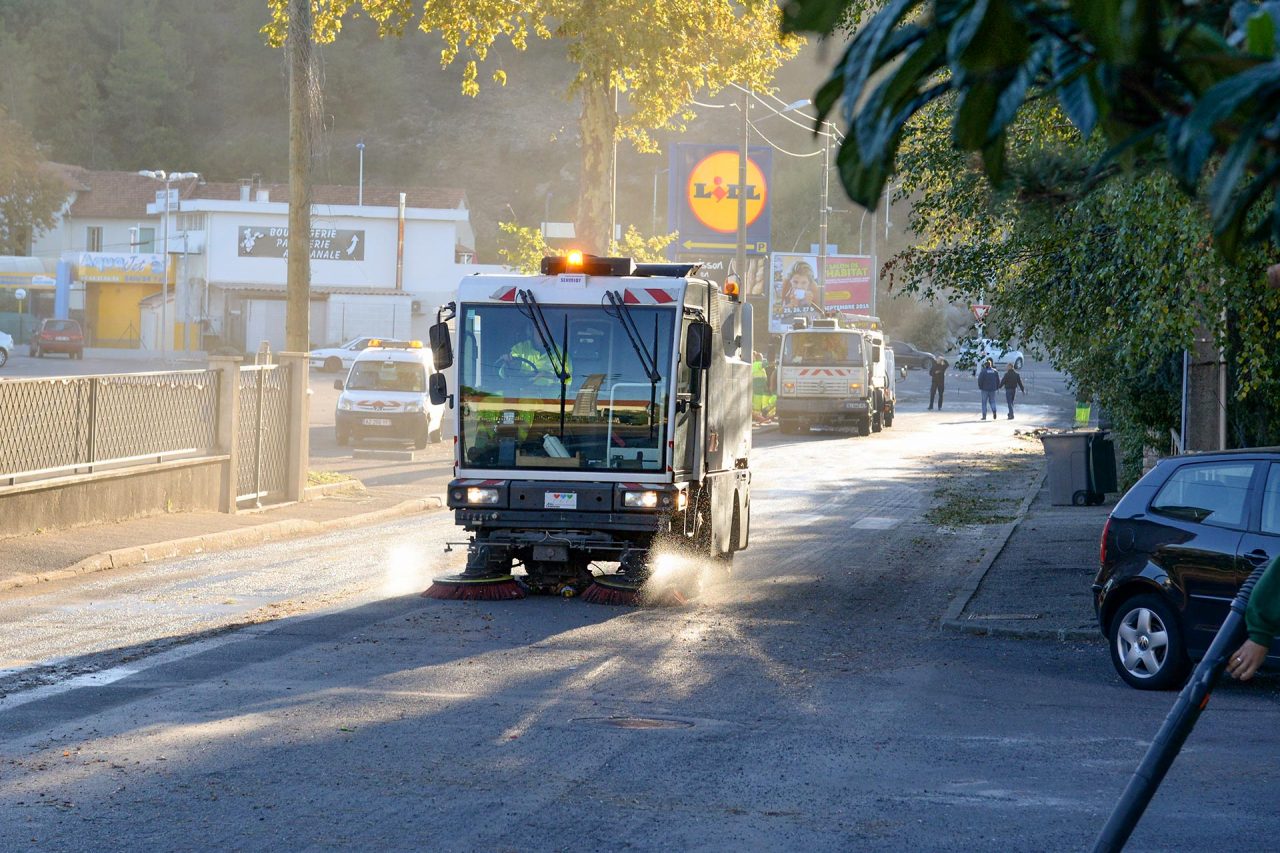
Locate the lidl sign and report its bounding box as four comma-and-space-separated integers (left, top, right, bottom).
668, 144, 771, 257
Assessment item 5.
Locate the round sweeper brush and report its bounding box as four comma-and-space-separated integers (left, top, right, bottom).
580, 575, 687, 607
422, 573, 526, 601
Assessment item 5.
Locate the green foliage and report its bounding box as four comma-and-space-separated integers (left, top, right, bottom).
0, 107, 66, 255
784, 0, 1280, 258
498, 222, 677, 273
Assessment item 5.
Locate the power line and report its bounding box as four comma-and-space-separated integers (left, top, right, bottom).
746, 119, 824, 158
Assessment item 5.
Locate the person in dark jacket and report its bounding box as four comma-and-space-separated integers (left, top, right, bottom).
977, 358, 1000, 420
927, 356, 948, 410
998, 363, 1026, 419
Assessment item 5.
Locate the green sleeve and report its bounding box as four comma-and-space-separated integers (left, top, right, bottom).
1245, 554, 1280, 647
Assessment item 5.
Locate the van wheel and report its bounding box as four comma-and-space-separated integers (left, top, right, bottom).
335, 426, 349, 447
428, 426, 444, 444
1109, 594, 1188, 690
413, 430, 429, 450
871, 410, 883, 433
780, 419, 801, 435
324, 356, 342, 372
1015, 356, 1024, 369
857, 416, 870, 437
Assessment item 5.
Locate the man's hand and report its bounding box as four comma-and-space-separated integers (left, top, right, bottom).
1227, 639, 1268, 681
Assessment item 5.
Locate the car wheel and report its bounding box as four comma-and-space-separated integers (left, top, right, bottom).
335, 426, 349, 447
1109, 594, 1189, 690
779, 419, 801, 435
1015, 356, 1023, 369
0, 347, 7, 367
428, 425, 444, 444
857, 416, 870, 437
324, 356, 342, 372
871, 410, 883, 433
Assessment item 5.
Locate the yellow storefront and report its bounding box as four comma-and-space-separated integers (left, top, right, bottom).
75, 253, 169, 348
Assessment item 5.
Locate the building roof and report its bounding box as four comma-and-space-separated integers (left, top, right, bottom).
48, 164, 467, 219
190, 182, 467, 211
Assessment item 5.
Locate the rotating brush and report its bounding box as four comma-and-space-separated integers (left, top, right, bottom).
580, 575, 687, 607
422, 573, 526, 601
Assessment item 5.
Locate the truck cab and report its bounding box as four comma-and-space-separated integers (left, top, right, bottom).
426, 254, 753, 595
774, 315, 895, 436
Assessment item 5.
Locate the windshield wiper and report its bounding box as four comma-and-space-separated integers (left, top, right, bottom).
516, 289, 570, 437
605, 290, 662, 435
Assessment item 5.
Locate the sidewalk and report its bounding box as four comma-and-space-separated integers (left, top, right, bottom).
0, 482, 442, 593
944, 467, 1112, 641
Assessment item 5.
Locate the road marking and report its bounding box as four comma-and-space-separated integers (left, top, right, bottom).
852, 517, 900, 530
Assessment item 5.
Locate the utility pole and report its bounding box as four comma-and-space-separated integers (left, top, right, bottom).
286, 0, 313, 353
735, 88, 749, 289
818, 120, 831, 292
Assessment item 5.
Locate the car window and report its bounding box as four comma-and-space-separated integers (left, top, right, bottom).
1150, 462, 1256, 528
1261, 464, 1280, 535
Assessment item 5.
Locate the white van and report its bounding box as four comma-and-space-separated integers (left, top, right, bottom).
334, 340, 446, 449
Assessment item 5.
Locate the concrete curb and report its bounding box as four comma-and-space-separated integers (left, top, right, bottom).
938, 464, 1092, 641
0, 495, 443, 594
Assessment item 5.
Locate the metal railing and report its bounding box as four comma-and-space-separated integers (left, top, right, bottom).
0, 370, 220, 486
236, 364, 291, 505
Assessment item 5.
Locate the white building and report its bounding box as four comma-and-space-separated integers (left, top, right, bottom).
164, 179, 504, 352
25, 167, 505, 351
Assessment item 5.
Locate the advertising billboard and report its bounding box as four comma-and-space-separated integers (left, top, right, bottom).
768, 253, 874, 333
667, 144, 772, 257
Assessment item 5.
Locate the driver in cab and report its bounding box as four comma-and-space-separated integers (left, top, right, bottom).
497, 327, 570, 387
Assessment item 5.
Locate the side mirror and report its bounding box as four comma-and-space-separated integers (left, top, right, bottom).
899, 366, 908, 380
872, 344, 882, 364
429, 322, 453, 370
333, 379, 344, 390
429, 372, 451, 407
686, 322, 713, 370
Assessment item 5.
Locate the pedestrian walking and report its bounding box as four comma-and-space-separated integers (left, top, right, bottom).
998, 362, 1026, 419
927, 355, 948, 410
977, 358, 1000, 420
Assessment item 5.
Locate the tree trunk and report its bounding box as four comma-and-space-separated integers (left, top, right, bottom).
575, 74, 615, 255
286, 0, 313, 353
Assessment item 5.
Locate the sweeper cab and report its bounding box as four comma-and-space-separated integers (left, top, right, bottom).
423, 252, 753, 602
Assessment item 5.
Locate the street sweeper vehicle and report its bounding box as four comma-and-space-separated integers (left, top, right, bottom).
422, 252, 753, 604
775, 314, 895, 436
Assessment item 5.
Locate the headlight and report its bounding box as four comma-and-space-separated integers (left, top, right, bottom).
465, 487, 500, 505
623, 490, 671, 509
849, 382, 862, 392
782, 381, 795, 393
337, 397, 353, 411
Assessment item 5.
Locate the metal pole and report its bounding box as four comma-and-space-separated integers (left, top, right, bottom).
819, 121, 830, 292
357, 141, 364, 206
735, 89, 749, 289
162, 176, 170, 357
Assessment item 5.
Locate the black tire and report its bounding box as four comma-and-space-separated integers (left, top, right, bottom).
1014, 357, 1024, 370
413, 430, 429, 450
1108, 593, 1189, 690
324, 356, 342, 372
871, 410, 883, 433
857, 416, 870, 437
1088, 492, 1105, 506
884, 408, 894, 428
0, 347, 7, 367
1072, 490, 1089, 506
779, 419, 801, 435
335, 426, 349, 447
428, 425, 444, 444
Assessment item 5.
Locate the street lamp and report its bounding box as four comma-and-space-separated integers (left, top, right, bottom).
139, 169, 199, 356
356, 141, 365, 206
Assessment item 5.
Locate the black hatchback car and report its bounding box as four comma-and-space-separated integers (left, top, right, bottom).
1093, 448, 1280, 689
888, 340, 935, 370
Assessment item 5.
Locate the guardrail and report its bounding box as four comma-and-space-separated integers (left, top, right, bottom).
0, 369, 220, 486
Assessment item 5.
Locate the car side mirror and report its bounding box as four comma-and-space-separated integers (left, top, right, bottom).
333, 379, 344, 390
900, 366, 908, 380
429, 322, 453, 370
429, 372, 451, 407
686, 322, 713, 370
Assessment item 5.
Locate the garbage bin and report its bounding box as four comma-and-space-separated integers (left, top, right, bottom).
1040, 430, 1110, 506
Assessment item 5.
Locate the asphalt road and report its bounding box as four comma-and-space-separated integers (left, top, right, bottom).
3, 361, 1278, 851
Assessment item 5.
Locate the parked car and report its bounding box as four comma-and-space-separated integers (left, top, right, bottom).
1093, 449, 1280, 689
309, 336, 405, 372
0, 330, 12, 368
888, 340, 935, 370
333, 339, 445, 449
29, 318, 85, 359
952, 337, 1024, 371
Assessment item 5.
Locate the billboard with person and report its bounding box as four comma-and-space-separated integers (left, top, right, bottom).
768, 253, 874, 332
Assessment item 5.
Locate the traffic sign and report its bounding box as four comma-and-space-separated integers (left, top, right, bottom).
971, 303, 990, 321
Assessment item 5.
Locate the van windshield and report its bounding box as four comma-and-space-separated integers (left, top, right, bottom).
347, 360, 425, 392
782, 332, 864, 365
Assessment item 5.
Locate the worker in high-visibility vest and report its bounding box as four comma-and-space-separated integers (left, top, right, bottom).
751, 352, 775, 423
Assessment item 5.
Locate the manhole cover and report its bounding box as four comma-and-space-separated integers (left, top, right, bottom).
576, 716, 694, 730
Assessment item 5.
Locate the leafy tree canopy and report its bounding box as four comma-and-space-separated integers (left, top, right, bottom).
0, 108, 66, 255
783, 0, 1280, 257
266, 0, 803, 252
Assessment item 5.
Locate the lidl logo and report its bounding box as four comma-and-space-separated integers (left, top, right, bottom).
686, 151, 768, 234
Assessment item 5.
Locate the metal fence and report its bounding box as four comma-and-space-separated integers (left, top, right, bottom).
0, 370, 220, 485
236, 364, 291, 505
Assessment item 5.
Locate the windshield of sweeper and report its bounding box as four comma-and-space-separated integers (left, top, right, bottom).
457, 302, 677, 472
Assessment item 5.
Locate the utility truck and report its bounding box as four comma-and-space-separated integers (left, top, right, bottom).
423, 253, 754, 602
775, 314, 896, 436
